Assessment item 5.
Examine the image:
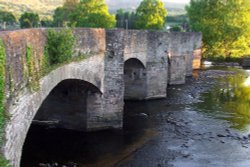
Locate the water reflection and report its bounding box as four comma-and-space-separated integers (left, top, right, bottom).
192, 70, 250, 131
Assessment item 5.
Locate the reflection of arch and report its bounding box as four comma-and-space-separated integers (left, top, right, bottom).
4, 60, 103, 167
124, 58, 147, 100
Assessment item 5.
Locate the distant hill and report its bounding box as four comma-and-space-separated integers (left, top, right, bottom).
107, 0, 187, 15
0, 0, 63, 18
0, 0, 186, 19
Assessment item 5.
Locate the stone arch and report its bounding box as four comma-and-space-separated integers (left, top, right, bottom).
124, 58, 147, 100
124, 55, 147, 68
4, 59, 104, 167
33, 79, 102, 131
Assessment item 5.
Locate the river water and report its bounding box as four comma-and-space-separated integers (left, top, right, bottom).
21, 67, 250, 167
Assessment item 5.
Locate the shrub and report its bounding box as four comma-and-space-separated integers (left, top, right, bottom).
45, 29, 75, 65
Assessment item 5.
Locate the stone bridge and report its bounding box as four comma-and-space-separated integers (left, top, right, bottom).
0, 28, 202, 167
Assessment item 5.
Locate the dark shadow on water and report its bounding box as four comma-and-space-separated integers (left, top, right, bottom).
21, 101, 155, 167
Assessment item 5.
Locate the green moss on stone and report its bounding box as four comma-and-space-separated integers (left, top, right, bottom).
25, 45, 39, 91
0, 40, 10, 166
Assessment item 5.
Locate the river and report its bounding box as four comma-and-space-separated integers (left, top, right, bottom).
21, 66, 250, 167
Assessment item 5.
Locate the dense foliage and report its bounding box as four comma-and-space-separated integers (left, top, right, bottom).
53, 0, 115, 28
45, 29, 75, 65
0, 11, 16, 26
53, 7, 69, 27
41, 18, 53, 27
115, 9, 136, 29
69, 0, 115, 28
19, 12, 40, 28
134, 0, 167, 30
186, 0, 250, 59
52, 0, 79, 27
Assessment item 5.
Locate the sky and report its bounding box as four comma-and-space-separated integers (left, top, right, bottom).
164, 0, 190, 4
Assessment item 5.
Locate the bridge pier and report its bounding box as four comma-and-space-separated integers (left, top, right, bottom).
145, 32, 168, 99
168, 33, 202, 85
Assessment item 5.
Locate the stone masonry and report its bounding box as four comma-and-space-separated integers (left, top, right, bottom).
0, 28, 202, 167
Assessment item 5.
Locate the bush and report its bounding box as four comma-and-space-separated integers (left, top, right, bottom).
45, 29, 75, 65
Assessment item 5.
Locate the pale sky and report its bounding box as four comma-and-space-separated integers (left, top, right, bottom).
165, 0, 190, 4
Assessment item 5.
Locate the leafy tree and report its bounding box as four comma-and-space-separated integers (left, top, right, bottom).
0, 11, 16, 26
116, 9, 126, 28
53, 0, 79, 27
41, 18, 53, 27
115, 9, 136, 29
69, 0, 116, 28
53, 7, 69, 27
186, 0, 250, 59
134, 0, 167, 30
19, 12, 40, 28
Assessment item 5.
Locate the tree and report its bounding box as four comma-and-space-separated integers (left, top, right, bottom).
116, 9, 125, 28
53, 7, 69, 27
19, 12, 40, 28
69, 0, 116, 28
0, 11, 16, 25
115, 9, 136, 29
53, 0, 79, 27
41, 18, 53, 27
134, 0, 167, 30
186, 0, 250, 59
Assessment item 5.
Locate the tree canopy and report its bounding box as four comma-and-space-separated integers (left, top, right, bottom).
53, 0, 79, 27
186, 0, 250, 59
19, 12, 40, 28
115, 9, 136, 29
0, 11, 16, 25
52, 0, 115, 28
69, 0, 116, 28
134, 0, 167, 30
